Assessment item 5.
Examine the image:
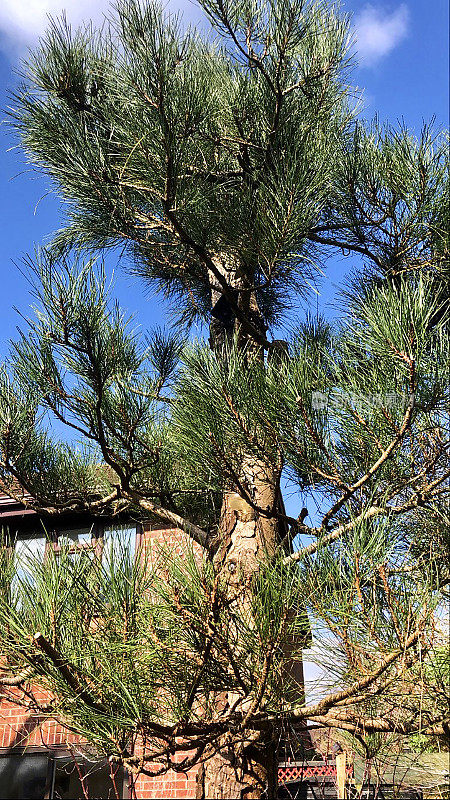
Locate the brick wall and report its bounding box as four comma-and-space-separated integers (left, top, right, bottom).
0, 525, 200, 799
0, 688, 82, 750
141, 522, 204, 562
133, 764, 198, 799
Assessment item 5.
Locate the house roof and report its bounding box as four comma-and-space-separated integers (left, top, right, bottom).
0, 481, 36, 518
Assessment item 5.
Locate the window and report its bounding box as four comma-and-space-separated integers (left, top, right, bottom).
6, 531, 48, 593
53, 525, 138, 565
2, 523, 139, 584
14, 534, 47, 563
3, 524, 138, 560
0, 752, 126, 800
55, 529, 94, 549
4, 527, 96, 587
52, 526, 99, 559
103, 525, 137, 561
0, 754, 50, 800
52, 756, 125, 800
0, 531, 45, 633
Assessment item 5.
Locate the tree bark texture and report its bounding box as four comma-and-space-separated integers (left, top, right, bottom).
200, 258, 298, 798
201, 466, 280, 797
197, 728, 278, 799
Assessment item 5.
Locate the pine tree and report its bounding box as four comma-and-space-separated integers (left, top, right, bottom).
0, 0, 448, 796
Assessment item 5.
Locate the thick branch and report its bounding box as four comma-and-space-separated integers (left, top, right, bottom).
304, 714, 449, 737
33, 632, 107, 714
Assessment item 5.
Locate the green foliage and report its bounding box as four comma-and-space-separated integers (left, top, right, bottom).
0, 538, 310, 757
0, 261, 447, 748
170, 277, 448, 499
328, 121, 449, 271
6, 0, 447, 333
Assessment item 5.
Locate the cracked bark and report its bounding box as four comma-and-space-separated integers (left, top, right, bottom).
199, 260, 282, 798
198, 727, 277, 799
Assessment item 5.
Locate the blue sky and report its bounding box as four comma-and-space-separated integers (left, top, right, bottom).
0, 0, 448, 362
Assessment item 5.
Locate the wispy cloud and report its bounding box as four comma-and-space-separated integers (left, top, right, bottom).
0, 0, 110, 56
353, 3, 409, 67
0, 0, 202, 59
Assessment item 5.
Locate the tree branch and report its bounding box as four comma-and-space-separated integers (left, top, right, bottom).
284, 498, 423, 563
320, 398, 414, 530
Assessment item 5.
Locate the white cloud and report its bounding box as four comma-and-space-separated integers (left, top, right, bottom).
0, 0, 202, 59
0, 0, 111, 55
353, 3, 409, 67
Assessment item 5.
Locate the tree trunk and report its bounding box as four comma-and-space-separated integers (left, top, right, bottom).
201, 258, 294, 798
200, 469, 280, 798
197, 727, 277, 799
